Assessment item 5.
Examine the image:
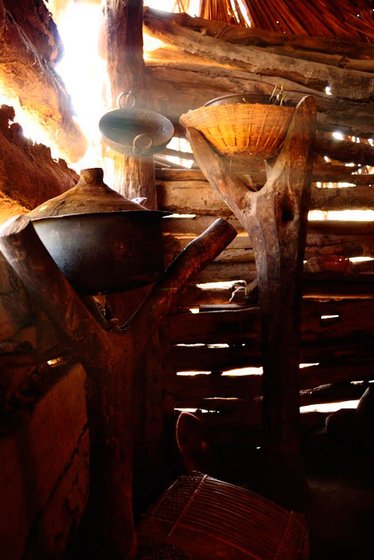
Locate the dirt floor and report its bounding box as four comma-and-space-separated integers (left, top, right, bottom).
66, 404, 374, 559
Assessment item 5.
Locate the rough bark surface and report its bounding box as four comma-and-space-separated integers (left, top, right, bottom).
3, 0, 63, 64
0, 1, 86, 162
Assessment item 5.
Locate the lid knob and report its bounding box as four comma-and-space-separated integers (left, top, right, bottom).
79, 168, 104, 185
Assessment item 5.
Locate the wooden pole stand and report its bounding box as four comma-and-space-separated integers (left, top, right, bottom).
0, 214, 236, 559
187, 95, 317, 512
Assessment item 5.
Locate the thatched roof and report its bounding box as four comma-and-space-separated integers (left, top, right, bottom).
180, 0, 374, 42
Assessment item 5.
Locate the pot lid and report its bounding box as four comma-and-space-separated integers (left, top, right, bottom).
29, 168, 164, 219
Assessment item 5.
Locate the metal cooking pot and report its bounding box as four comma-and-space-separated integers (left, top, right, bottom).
99, 92, 174, 157
28, 168, 169, 295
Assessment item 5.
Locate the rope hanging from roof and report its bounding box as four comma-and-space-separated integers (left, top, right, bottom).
197, 0, 374, 42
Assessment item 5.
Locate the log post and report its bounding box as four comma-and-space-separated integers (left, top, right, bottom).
131, 218, 237, 433
103, 0, 156, 209
102, 1, 164, 497
0, 214, 235, 558
131, 218, 237, 510
187, 96, 317, 511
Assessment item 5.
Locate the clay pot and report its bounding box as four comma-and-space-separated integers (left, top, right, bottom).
29, 168, 169, 295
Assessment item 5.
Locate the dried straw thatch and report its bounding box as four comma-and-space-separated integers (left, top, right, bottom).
185, 0, 374, 42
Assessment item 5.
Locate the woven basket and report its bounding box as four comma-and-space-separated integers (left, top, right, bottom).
180, 102, 294, 160
138, 474, 310, 560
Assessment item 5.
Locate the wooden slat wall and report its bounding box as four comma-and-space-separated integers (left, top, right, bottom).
156, 165, 374, 424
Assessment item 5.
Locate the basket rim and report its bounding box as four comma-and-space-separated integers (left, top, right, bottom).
180, 102, 294, 122
204, 92, 296, 108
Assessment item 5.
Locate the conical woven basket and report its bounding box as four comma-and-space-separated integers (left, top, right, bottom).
180, 102, 294, 160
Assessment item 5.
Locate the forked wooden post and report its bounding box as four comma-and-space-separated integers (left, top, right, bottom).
0, 215, 236, 559
187, 96, 317, 511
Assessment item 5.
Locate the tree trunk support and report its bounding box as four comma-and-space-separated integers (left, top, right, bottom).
0, 214, 236, 559
103, 0, 157, 209
187, 95, 317, 511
